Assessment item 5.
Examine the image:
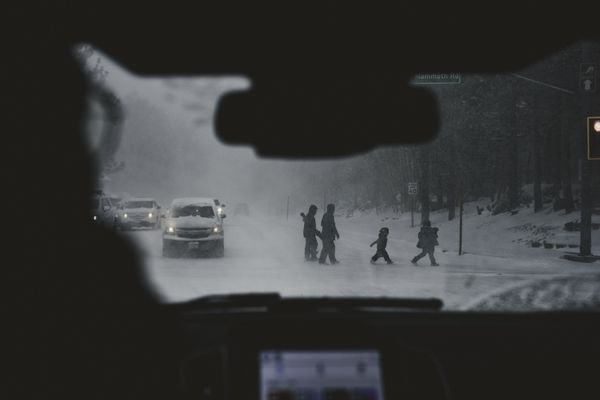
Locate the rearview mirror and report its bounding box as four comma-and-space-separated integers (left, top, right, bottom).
215, 77, 438, 157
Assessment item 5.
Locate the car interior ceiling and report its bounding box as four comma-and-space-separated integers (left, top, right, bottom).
8, 4, 600, 400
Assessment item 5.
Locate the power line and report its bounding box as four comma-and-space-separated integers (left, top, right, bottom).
511, 73, 575, 95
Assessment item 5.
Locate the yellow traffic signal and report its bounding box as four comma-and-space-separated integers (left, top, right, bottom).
588, 117, 600, 160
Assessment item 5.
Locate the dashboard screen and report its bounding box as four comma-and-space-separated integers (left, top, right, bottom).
260, 350, 384, 400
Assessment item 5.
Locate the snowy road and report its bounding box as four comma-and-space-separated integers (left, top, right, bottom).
123, 214, 600, 310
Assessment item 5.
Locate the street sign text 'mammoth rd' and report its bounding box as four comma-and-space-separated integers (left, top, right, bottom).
411, 73, 462, 84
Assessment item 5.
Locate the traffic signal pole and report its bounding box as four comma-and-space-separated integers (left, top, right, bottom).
579, 42, 597, 257
580, 160, 592, 256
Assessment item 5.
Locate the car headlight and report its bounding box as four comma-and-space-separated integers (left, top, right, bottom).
148, 212, 153, 218
213, 226, 221, 234
93, 215, 97, 221
123, 213, 128, 218
167, 226, 175, 234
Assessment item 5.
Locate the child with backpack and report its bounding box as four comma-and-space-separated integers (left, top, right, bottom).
411, 220, 440, 266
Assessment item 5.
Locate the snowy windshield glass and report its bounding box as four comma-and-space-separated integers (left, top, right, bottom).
171, 205, 215, 218
125, 201, 154, 209
78, 42, 600, 311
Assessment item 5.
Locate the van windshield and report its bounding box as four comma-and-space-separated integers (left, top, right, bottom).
171, 205, 215, 218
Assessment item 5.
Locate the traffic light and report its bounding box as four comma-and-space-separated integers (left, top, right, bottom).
588, 116, 600, 160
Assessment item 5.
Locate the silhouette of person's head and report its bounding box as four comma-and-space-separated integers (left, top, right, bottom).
327, 203, 335, 213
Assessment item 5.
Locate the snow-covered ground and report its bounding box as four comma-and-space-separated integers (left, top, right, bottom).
123, 202, 600, 311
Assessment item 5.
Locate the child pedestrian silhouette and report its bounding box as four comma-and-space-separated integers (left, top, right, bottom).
411, 220, 440, 266
370, 227, 393, 264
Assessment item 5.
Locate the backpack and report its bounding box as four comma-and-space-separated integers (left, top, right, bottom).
417, 230, 424, 248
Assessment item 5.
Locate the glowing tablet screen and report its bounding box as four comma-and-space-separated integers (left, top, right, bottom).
260, 351, 384, 400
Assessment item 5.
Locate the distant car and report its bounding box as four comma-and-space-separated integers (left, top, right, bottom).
119, 198, 162, 230
91, 191, 119, 229
162, 198, 224, 257
234, 202, 250, 216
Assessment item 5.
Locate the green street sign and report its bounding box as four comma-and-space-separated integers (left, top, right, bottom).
411, 73, 462, 85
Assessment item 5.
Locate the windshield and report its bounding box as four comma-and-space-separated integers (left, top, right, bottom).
124, 200, 154, 209
171, 205, 215, 218
78, 43, 600, 311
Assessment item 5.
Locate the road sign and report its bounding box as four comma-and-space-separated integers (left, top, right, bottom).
408, 182, 418, 195
580, 63, 597, 93
411, 73, 461, 85
587, 116, 600, 160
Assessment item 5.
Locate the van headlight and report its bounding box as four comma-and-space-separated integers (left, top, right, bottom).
213, 226, 221, 234
167, 226, 175, 234
123, 213, 128, 218
148, 212, 153, 218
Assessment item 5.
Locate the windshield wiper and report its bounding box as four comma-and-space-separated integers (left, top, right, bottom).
175, 292, 282, 311
170, 293, 443, 313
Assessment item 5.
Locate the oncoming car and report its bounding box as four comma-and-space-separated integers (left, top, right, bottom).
162, 198, 225, 258
119, 198, 162, 230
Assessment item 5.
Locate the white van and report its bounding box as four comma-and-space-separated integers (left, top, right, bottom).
162, 198, 224, 257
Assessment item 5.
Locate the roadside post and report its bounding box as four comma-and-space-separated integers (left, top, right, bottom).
408, 182, 418, 227
286, 196, 290, 221
459, 191, 464, 256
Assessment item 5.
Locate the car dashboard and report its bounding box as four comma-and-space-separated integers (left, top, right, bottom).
168, 296, 600, 400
